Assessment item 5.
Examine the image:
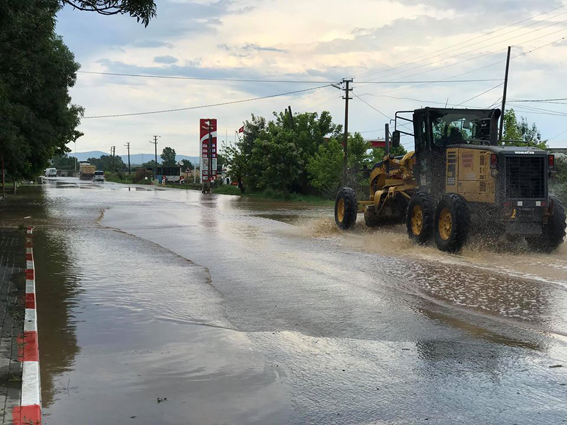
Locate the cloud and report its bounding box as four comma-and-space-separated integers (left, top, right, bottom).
242, 43, 287, 53
132, 40, 174, 48
154, 55, 179, 64
58, 0, 567, 153
92, 58, 332, 97
56, 0, 253, 59
392, 0, 563, 12
218, 43, 287, 57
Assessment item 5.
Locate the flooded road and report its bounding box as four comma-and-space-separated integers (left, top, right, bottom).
3, 178, 567, 424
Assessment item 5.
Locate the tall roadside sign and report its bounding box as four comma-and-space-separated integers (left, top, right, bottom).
200, 119, 217, 193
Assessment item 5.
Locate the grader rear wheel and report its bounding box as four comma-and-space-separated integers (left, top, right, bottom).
434, 194, 470, 253
527, 195, 567, 253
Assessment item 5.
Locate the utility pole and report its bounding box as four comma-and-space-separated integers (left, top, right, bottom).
342, 78, 353, 185
499, 46, 512, 143
149, 136, 159, 182
203, 121, 212, 193
385, 123, 390, 175
124, 142, 131, 175
287, 106, 296, 131
110, 146, 116, 172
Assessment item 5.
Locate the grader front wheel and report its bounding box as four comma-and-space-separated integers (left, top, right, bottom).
335, 187, 358, 230
406, 191, 435, 244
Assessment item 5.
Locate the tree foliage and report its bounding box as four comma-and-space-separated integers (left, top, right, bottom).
179, 159, 193, 171
224, 111, 344, 195
52, 154, 78, 170
60, 0, 156, 26
161, 147, 177, 167
307, 133, 377, 197
87, 155, 125, 171
369, 145, 408, 165
0, 0, 83, 180
141, 160, 158, 169
502, 109, 547, 149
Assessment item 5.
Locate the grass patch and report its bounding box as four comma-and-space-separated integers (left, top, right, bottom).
213, 186, 334, 205
104, 173, 136, 184
163, 182, 202, 191
213, 185, 241, 195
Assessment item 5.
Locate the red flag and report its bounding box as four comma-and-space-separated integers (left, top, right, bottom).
238, 125, 244, 133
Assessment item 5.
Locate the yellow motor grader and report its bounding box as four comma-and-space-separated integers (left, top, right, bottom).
335, 107, 565, 253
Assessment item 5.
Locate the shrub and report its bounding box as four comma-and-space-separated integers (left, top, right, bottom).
133, 168, 153, 184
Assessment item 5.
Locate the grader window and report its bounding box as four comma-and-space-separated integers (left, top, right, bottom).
430, 111, 491, 147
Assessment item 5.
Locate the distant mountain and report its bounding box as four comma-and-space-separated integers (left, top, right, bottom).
73, 151, 109, 161
121, 154, 199, 166
73, 151, 199, 166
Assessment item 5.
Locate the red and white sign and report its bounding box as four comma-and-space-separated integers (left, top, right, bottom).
200, 119, 217, 182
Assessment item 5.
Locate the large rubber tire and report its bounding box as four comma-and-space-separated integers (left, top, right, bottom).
526, 195, 566, 253
434, 194, 470, 253
406, 191, 435, 244
335, 187, 358, 230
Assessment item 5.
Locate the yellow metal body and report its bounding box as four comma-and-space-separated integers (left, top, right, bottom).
359, 147, 496, 218
358, 151, 418, 214
445, 148, 496, 203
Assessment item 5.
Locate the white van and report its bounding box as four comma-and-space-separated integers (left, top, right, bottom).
44, 168, 57, 177
93, 170, 105, 182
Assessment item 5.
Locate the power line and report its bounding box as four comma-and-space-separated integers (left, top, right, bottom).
78, 70, 501, 87
353, 93, 392, 120
510, 97, 567, 102
355, 79, 503, 84
359, 128, 384, 134
356, 5, 566, 79
83, 85, 332, 119
548, 128, 567, 140
78, 70, 338, 84
456, 82, 504, 106
357, 34, 566, 99
512, 104, 567, 116
378, 22, 567, 83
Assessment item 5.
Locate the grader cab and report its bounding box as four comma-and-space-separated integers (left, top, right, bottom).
335, 107, 566, 253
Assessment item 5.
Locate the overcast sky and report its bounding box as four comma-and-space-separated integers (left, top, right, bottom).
56, 0, 567, 157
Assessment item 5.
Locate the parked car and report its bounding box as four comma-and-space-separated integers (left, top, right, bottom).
44, 168, 57, 177
93, 170, 105, 182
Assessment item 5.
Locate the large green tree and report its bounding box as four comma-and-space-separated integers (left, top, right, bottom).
0, 0, 83, 180
161, 147, 177, 167
60, 0, 156, 26
224, 110, 343, 194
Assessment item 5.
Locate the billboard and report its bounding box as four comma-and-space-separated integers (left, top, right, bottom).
199, 119, 217, 182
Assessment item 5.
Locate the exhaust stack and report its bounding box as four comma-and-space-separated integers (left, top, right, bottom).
489, 108, 502, 145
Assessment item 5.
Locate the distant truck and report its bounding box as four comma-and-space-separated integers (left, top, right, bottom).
44, 168, 57, 177
79, 163, 96, 180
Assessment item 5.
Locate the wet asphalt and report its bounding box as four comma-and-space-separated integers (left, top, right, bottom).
2, 178, 567, 424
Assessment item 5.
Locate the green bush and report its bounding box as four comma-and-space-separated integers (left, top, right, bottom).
133, 168, 153, 184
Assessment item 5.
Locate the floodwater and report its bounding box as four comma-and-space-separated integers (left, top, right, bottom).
2, 178, 567, 424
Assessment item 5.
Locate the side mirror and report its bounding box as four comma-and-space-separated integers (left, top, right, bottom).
392, 130, 401, 148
